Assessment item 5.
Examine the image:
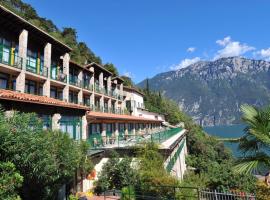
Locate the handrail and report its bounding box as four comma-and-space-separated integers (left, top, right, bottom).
88, 128, 182, 149
0, 48, 22, 69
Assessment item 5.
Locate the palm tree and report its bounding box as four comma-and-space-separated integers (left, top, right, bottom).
233, 104, 270, 175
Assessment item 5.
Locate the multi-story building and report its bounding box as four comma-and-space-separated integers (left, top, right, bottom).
0, 5, 187, 196
124, 86, 165, 121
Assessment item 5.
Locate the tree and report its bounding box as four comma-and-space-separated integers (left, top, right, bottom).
94, 153, 138, 194
0, 111, 93, 200
104, 63, 119, 77
234, 104, 270, 174
0, 161, 23, 200
121, 76, 134, 87
136, 143, 177, 198
145, 78, 150, 94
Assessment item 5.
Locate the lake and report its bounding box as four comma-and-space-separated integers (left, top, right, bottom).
203, 124, 246, 157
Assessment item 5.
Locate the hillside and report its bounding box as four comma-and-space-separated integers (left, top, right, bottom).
138, 57, 270, 126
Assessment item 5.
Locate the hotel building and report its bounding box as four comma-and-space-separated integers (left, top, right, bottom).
0, 5, 187, 196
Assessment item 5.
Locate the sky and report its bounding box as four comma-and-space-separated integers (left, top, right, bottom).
23, 0, 270, 83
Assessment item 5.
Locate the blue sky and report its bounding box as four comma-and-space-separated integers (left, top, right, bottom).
23, 0, 270, 83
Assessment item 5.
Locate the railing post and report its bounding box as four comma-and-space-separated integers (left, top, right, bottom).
214, 189, 218, 200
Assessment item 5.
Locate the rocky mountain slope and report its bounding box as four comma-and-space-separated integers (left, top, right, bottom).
138, 57, 270, 126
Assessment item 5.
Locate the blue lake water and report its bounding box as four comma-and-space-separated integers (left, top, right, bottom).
203, 124, 246, 157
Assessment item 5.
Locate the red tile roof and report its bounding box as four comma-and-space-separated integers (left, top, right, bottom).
87, 111, 162, 122
0, 89, 90, 111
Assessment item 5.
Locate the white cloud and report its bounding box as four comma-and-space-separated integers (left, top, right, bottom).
216, 36, 231, 46
171, 57, 201, 70
214, 36, 255, 60
187, 47, 196, 53
255, 48, 270, 60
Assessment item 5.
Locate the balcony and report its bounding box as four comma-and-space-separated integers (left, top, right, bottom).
26, 60, 48, 77
83, 101, 91, 107
83, 81, 93, 91
51, 72, 67, 83
94, 83, 103, 94
0, 48, 23, 69
91, 104, 104, 112
69, 76, 82, 88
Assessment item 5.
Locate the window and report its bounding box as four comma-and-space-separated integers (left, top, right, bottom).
39, 115, 51, 130
83, 96, 90, 106
60, 116, 81, 140
83, 73, 90, 86
1, 39, 11, 64
69, 67, 79, 84
25, 80, 37, 94
90, 123, 101, 135
69, 91, 78, 104
27, 49, 37, 72
51, 64, 57, 79
0, 73, 8, 89
106, 124, 112, 133
50, 86, 57, 98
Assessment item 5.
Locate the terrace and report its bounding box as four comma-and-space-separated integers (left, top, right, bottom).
88, 127, 183, 149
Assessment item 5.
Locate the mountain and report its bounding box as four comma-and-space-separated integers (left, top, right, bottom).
137, 57, 270, 126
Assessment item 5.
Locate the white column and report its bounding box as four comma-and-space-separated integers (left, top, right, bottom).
124, 123, 129, 137
99, 72, 104, 88
101, 123, 106, 145
52, 113, 61, 130
132, 123, 136, 135
120, 83, 123, 99
108, 99, 112, 112
90, 74, 94, 91
16, 29, 28, 93
100, 96, 104, 112
63, 53, 70, 102
78, 70, 83, 104
82, 115, 87, 140
107, 76, 111, 93
114, 122, 119, 137
43, 43, 51, 97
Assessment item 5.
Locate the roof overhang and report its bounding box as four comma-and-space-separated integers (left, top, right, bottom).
112, 76, 124, 84
0, 89, 90, 111
87, 111, 163, 123
0, 5, 72, 53
85, 62, 112, 76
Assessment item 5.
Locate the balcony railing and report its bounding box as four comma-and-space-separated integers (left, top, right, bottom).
91, 104, 104, 112
0, 48, 23, 69
51, 72, 67, 83
69, 77, 82, 88
88, 127, 182, 149
94, 83, 103, 94
83, 81, 93, 91
26, 65, 48, 77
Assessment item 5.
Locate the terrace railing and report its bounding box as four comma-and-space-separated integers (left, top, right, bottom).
88, 127, 182, 149
166, 138, 186, 172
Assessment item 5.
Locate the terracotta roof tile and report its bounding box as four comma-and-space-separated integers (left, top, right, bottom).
87, 111, 162, 122
0, 89, 90, 111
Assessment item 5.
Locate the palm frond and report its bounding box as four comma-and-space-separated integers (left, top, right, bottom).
233, 152, 270, 174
